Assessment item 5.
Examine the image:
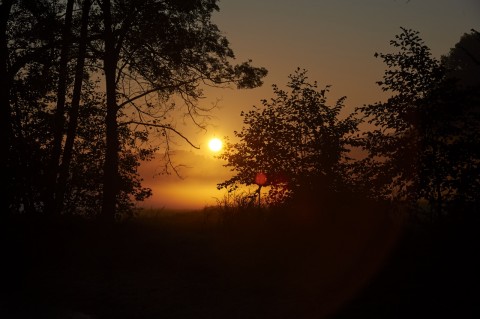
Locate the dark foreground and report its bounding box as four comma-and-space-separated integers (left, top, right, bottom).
1, 209, 478, 319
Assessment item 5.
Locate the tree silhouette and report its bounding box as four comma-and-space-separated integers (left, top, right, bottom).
1, 0, 267, 219
1, 0, 64, 214
440, 30, 480, 210
442, 29, 480, 87
0, 0, 15, 215
357, 28, 480, 217
54, 0, 93, 215
98, 0, 267, 222
218, 69, 360, 207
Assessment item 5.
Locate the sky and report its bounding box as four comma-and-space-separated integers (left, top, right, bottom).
137, 0, 480, 210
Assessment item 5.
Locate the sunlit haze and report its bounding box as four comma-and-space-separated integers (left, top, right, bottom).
138, 0, 480, 210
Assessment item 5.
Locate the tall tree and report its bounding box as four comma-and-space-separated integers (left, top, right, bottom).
440, 30, 480, 209
357, 28, 480, 217
218, 69, 359, 206
0, 0, 15, 215
97, 0, 267, 222
45, 0, 75, 214
99, 0, 119, 222
356, 28, 446, 208
442, 29, 480, 87
55, 0, 93, 215
2, 0, 62, 214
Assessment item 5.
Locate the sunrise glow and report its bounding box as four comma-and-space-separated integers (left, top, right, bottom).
208, 138, 223, 152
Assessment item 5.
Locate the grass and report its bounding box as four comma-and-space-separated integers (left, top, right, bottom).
1, 207, 478, 319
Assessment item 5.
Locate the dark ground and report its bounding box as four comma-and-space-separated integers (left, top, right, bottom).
1, 209, 478, 319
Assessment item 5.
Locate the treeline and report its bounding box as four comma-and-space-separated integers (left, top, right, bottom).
1, 0, 267, 221
2, 0, 478, 222
219, 28, 480, 220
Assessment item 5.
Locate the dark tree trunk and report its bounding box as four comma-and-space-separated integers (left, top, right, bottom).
101, 0, 120, 223
0, 0, 14, 215
56, 0, 92, 214
46, 0, 75, 215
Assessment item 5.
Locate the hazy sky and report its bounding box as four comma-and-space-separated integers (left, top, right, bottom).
138, 0, 480, 210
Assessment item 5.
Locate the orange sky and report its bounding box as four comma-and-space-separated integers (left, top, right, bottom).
137, 0, 480, 210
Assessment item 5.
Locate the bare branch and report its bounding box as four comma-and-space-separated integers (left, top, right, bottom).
120, 120, 200, 149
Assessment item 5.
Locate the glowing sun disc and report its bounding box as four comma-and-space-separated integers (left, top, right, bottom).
208, 138, 223, 152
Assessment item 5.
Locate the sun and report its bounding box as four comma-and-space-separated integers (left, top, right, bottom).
208, 138, 223, 152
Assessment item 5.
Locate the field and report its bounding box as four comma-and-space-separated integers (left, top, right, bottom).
2, 208, 478, 319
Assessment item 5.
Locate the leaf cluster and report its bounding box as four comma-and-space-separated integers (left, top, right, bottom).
218, 68, 360, 205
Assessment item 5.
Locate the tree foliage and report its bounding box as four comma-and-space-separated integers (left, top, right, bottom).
220, 29, 479, 219
356, 28, 480, 216
440, 30, 480, 207
442, 29, 480, 89
2, 0, 267, 219
218, 69, 360, 206
97, 0, 267, 221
